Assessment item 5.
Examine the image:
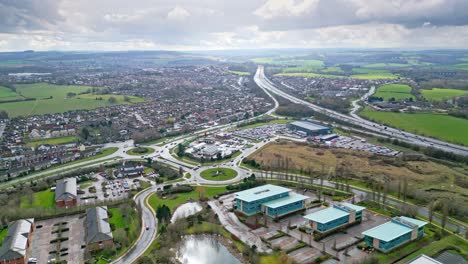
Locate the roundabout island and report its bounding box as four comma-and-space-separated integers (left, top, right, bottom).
199, 167, 238, 181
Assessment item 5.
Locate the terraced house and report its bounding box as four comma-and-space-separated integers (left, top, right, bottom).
234, 184, 309, 219
0, 219, 35, 264
362, 216, 427, 253
304, 203, 365, 234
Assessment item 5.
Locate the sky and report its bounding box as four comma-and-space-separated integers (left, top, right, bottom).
1, 0, 468, 51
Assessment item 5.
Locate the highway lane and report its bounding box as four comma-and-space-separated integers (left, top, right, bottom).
254, 65, 468, 156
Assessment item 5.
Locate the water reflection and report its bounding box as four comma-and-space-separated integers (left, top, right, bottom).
177, 235, 241, 264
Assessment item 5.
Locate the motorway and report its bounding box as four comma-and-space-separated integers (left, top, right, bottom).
254, 65, 468, 156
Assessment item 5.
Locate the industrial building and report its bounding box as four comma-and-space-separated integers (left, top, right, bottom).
287, 121, 331, 136
0, 218, 35, 264
234, 184, 309, 219
362, 216, 427, 253
304, 203, 365, 233
55, 177, 77, 208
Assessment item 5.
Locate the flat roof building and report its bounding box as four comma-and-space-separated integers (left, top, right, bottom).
304, 203, 365, 234
362, 216, 427, 253
0, 218, 35, 264
55, 177, 77, 208
288, 121, 331, 136
235, 184, 308, 219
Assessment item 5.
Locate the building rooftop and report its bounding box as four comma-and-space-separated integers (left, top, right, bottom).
362, 217, 427, 242
304, 206, 349, 224
262, 192, 309, 209
55, 177, 77, 201
235, 184, 290, 202
407, 254, 443, 264
85, 206, 113, 244
340, 202, 366, 212
290, 121, 329, 131
0, 218, 34, 261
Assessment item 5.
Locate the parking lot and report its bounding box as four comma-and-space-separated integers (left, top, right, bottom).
317, 135, 400, 156
232, 124, 289, 141
30, 215, 85, 263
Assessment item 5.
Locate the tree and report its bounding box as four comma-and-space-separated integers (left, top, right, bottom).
108, 96, 117, 104
81, 127, 90, 140
177, 144, 185, 157
441, 201, 448, 230
428, 200, 434, 224
0, 110, 8, 119
124, 96, 131, 102
156, 204, 171, 224
216, 152, 222, 160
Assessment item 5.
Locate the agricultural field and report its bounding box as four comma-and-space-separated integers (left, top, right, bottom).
374, 84, 415, 100
0, 86, 23, 102
363, 63, 410, 68
360, 107, 468, 146
0, 83, 145, 117
350, 73, 398, 80
275, 72, 342, 78
246, 141, 468, 207
453, 63, 468, 70
319, 66, 344, 73
229, 70, 250, 76
421, 88, 468, 101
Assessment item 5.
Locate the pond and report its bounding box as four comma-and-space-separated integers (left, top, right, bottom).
171, 202, 202, 223
177, 235, 241, 264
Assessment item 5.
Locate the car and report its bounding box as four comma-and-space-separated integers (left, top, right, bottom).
146, 225, 149, 230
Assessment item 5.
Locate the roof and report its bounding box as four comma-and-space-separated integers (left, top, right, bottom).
85, 206, 113, 244
304, 206, 349, 224
235, 184, 290, 202
362, 217, 426, 242
340, 202, 366, 212
407, 254, 443, 264
262, 192, 308, 209
289, 121, 329, 131
0, 219, 34, 261
55, 177, 77, 201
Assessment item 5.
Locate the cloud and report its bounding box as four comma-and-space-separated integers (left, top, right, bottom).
254, 0, 319, 19
167, 6, 190, 21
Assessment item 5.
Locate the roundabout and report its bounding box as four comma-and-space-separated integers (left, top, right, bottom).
126, 146, 155, 156
199, 167, 238, 181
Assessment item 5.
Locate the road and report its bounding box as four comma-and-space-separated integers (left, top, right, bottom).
254, 65, 468, 156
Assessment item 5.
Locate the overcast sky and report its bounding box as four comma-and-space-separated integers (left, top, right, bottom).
1, 0, 468, 51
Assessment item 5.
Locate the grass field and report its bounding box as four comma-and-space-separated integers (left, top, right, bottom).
26, 136, 77, 147
374, 84, 414, 100
350, 72, 399, 80
320, 66, 344, 73
127, 147, 155, 156
453, 63, 468, 70
275, 72, 342, 78
0, 86, 23, 101
199, 168, 238, 181
421, 88, 468, 101
1, 83, 145, 117
0, 227, 8, 246
108, 207, 127, 229
360, 107, 468, 145
148, 186, 227, 211
246, 141, 468, 204
20, 189, 55, 209
229, 70, 250, 76
363, 63, 410, 68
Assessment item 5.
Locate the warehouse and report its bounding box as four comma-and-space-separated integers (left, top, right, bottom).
234, 184, 309, 218
304, 203, 365, 233
362, 216, 427, 253
287, 120, 331, 136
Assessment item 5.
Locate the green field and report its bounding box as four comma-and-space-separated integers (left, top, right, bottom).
319, 66, 344, 73
0, 83, 146, 117
363, 63, 410, 68
453, 63, 468, 70
360, 107, 468, 145
26, 136, 77, 147
281, 60, 325, 73
0, 86, 23, 102
350, 73, 399, 80
108, 207, 127, 229
200, 168, 238, 181
148, 186, 227, 211
20, 189, 55, 209
229, 70, 250, 76
374, 84, 415, 100
275, 72, 342, 78
421, 88, 468, 101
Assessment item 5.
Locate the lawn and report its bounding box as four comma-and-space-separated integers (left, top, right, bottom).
20, 189, 55, 209
1, 83, 146, 117
0, 86, 22, 101
229, 70, 250, 76
0, 227, 8, 246
200, 168, 238, 181
127, 147, 155, 156
26, 136, 77, 147
108, 207, 127, 229
374, 84, 414, 100
360, 107, 468, 145
421, 88, 468, 101
148, 186, 227, 211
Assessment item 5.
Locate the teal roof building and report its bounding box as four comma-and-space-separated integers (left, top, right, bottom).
234, 184, 308, 218
362, 216, 427, 253
304, 203, 365, 233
